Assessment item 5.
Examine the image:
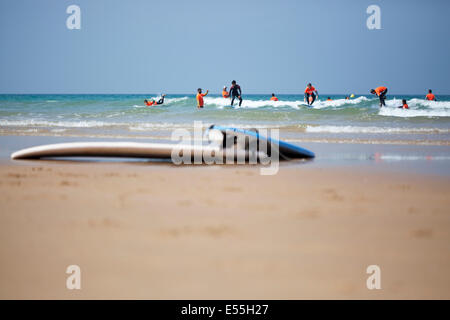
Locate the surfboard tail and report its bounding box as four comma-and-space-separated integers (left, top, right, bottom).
209, 125, 315, 159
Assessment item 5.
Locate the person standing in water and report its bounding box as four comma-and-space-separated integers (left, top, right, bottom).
196, 88, 208, 109
230, 80, 243, 106
270, 93, 278, 101
222, 86, 229, 98
426, 89, 437, 101
304, 83, 319, 105
370, 86, 388, 107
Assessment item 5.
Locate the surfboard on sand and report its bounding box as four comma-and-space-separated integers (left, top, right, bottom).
11, 126, 314, 161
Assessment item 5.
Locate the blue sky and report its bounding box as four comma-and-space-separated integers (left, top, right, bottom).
0, 0, 449, 94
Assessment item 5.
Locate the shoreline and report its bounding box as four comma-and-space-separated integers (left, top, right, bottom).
1, 134, 449, 177
1, 130, 449, 146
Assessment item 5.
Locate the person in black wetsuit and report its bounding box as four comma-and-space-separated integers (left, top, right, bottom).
229, 80, 243, 106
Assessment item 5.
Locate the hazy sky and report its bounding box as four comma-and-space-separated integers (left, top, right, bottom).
0, 0, 449, 94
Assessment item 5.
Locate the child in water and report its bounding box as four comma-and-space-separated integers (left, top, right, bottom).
398, 99, 409, 109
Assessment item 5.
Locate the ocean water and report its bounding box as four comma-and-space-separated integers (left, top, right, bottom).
0, 94, 449, 145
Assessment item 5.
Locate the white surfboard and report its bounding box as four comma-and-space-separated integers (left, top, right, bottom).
10, 142, 216, 160
11, 126, 315, 161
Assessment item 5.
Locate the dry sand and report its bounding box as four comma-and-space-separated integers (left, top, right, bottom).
0, 161, 449, 299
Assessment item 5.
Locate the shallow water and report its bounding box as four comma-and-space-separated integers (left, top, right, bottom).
1, 135, 449, 177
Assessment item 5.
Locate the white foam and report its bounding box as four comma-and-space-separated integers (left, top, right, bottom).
129, 122, 281, 131
166, 97, 189, 103
0, 119, 117, 128
203, 97, 302, 109
375, 98, 450, 118
379, 155, 450, 161
129, 123, 195, 131
379, 107, 450, 118
0, 118, 282, 132
309, 96, 370, 109
403, 98, 450, 109
202, 96, 371, 110
305, 125, 449, 134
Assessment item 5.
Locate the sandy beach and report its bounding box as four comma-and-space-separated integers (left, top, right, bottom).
1, 0, 450, 307
0, 160, 449, 299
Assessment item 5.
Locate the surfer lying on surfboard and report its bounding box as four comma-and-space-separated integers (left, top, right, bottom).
145, 94, 166, 106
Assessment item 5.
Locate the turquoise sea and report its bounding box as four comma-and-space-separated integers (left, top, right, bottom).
1, 93, 449, 174
1, 94, 449, 145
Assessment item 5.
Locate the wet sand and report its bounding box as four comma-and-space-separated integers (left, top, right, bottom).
0, 161, 449, 299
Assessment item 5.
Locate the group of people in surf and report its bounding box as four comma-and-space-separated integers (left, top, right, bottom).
196, 80, 243, 109
197, 80, 243, 109
302, 84, 437, 109
144, 83, 438, 109
369, 87, 437, 109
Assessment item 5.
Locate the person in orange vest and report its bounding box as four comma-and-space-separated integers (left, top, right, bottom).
327, 97, 332, 101
270, 93, 278, 101
304, 83, 319, 105
196, 88, 208, 109
144, 94, 165, 106
222, 86, 229, 98
426, 89, 437, 101
397, 99, 409, 109
370, 86, 388, 107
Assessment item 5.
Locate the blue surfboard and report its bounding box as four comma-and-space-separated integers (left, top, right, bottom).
209, 125, 315, 159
